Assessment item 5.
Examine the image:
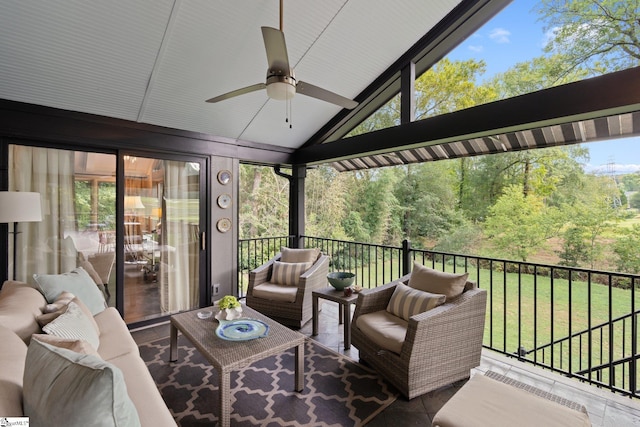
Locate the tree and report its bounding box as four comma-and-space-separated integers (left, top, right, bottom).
557, 226, 591, 267
536, 0, 640, 75
613, 224, 640, 273
415, 58, 497, 119
238, 165, 289, 238
394, 162, 467, 247
621, 173, 640, 192
306, 165, 354, 240
491, 54, 590, 98
557, 175, 623, 268
484, 185, 561, 261
458, 146, 588, 222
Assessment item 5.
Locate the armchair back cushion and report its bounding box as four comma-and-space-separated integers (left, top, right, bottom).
280, 247, 320, 263
271, 261, 312, 286
408, 263, 468, 300
387, 283, 446, 321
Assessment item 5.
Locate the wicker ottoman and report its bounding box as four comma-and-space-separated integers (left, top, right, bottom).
432, 371, 591, 427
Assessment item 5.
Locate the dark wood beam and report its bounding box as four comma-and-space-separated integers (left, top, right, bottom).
293, 66, 640, 165
0, 99, 294, 165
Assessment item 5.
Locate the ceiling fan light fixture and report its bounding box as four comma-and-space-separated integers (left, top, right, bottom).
266, 72, 296, 100
266, 81, 295, 100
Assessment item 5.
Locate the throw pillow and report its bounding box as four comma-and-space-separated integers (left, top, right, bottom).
43, 291, 75, 313
280, 247, 320, 263
23, 338, 141, 427
38, 296, 100, 337
31, 334, 99, 356
408, 262, 469, 300
387, 283, 446, 321
271, 261, 312, 286
33, 267, 107, 315
42, 301, 100, 350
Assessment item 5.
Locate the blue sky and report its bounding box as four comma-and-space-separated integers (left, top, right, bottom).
446, 0, 640, 175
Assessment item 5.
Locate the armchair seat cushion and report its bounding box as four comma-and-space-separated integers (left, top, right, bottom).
356, 310, 407, 355
252, 283, 298, 303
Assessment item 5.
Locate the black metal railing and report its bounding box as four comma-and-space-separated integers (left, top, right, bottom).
237, 235, 294, 298
237, 236, 640, 397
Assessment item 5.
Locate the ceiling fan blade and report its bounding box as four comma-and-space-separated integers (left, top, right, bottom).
296, 81, 358, 109
205, 83, 266, 103
261, 26, 290, 73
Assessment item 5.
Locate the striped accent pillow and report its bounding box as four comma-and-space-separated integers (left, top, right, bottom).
271, 261, 312, 286
386, 283, 446, 321
42, 301, 100, 350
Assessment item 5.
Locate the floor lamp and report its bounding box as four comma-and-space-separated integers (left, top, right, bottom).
0, 192, 43, 280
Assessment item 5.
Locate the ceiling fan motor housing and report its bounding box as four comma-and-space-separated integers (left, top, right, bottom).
266, 69, 296, 100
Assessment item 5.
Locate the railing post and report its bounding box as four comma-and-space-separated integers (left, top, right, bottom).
402, 239, 412, 276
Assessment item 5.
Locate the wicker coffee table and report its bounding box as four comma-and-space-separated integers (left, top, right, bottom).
169, 305, 305, 427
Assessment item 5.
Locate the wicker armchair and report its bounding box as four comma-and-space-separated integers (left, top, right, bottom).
351, 273, 487, 399
246, 252, 330, 328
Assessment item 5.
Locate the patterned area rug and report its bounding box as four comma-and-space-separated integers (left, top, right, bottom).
140, 336, 397, 426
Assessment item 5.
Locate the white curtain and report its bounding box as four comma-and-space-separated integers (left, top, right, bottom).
9, 145, 76, 282
160, 160, 199, 312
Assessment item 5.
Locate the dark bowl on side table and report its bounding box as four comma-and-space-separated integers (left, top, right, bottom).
327, 272, 356, 291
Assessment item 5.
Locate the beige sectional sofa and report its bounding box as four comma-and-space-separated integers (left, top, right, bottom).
0, 279, 176, 427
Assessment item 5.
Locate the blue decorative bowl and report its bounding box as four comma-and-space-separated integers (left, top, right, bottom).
327, 272, 356, 290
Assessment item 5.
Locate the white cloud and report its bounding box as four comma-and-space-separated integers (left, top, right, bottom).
489, 28, 511, 44
468, 45, 484, 53
584, 163, 640, 175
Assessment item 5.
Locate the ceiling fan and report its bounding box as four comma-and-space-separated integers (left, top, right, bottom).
205, 1, 358, 110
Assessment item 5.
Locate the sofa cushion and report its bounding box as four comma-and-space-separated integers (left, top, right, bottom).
280, 247, 320, 263
23, 338, 141, 427
0, 324, 28, 416
356, 310, 408, 354
94, 307, 140, 361
0, 280, 46, 343
387, 283, 446, 321
408, 263, 469, 300
42, 301, 100, 350
32, 334, 98, 356
271, 261, 312, 286
252, 282, 298, 303
33, 267, 107, 315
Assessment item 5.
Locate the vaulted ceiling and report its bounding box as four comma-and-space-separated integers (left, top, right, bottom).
1, 0, 638, 172
0, 0, 482, 150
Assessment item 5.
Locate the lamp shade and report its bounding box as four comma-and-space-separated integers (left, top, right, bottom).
0, 192, 43, 223
124, 195, 145, 210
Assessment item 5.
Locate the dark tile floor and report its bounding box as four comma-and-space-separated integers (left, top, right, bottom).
131, 300, 640, 426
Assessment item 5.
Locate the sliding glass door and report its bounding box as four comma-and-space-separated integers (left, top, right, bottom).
123, 155, 202, 323
8, 144, 205, 324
